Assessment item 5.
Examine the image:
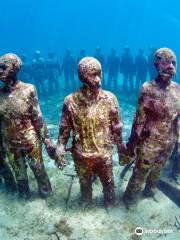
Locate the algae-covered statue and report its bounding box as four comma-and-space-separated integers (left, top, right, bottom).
123, 48, 180, 206
0, 53, 54, 198
55, 57, 126, 206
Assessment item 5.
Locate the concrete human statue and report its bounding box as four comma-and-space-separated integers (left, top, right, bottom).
0, 53, 55, 198
122, 48, 180, 207
55, 57, 126, 206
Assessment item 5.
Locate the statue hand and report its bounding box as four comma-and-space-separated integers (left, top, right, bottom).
118, 144, 132, 165
55, 154, 66, 170
45, 142, 56, 159
54, 145, 67, 170
118, 144, 126, 157
126, 141, 136, 158
119, 154, 134, 166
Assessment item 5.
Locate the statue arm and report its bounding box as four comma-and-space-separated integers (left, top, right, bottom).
127, 87, 147, 157
55, 100, 72, 169
178, 115, 180, 153
29, 86, 55, 158
0, 118, 5, 164
56, 100, 72, 155
110, 96, 126, 158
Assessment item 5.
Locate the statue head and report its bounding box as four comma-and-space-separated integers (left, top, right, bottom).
154, 48, 176, 81
0, 53, 22, 83
78, 57, 102, 90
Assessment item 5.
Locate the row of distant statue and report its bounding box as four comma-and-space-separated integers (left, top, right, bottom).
19, 46, 169, 97
0, 48, 179, 210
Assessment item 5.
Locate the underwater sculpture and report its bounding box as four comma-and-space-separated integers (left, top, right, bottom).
55, 57, 126, 206
123, 48, 180, 206
0, 53, 54, 198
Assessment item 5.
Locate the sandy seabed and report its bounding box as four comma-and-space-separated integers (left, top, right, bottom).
0, 155, 179, 240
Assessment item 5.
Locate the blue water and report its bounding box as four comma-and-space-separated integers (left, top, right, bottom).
1, 0, 180, 58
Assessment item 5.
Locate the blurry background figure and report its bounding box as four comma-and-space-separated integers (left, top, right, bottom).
61, 49, 76, 92
134, 49, 148, 92
94, 46, 106, 87
77, 49, 86, 64
94, 46, 105, 69
148, 46, 157, 80
120, 46, 135, 94
32, 50, 46, 97
18, 55, 31, 84
77, 49, 87, 88
106, 48, 120, 90
45, 52, 61, 95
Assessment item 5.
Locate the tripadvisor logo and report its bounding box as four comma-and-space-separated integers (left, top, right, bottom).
134, 226, 173, 235
135, 227, 143, 236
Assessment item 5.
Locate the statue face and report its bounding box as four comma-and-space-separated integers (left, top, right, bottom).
84, 68, 102, 89
0, 54, 22, 84
78, 57, 102, 90
157, 57, 176, 80
155, 48, 177, 82
0, 61, 14, 83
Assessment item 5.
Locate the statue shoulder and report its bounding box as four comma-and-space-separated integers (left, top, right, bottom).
141, 80, 155, 95
102, 90, 119, 105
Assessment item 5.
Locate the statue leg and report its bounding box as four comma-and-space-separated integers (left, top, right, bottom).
28, 143, 52, 198
143, 164, 161, 197
74, 157, 93, 203
7, 148, 30, 198
171, 142, 180, 181
97, 160, 115, 206
123, 163, 151, 205
0, 160, 17, 192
